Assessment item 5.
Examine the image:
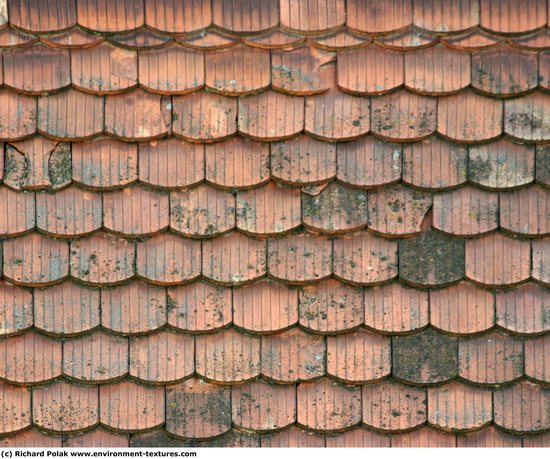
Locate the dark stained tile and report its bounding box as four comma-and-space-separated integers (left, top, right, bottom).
393, 328, 458, 384
458, 331, 524, 384
0, 187, 35, 236
212, 0, 278, 33
0, 381, 31, 434
0, 281, 33, 337
130, 428, 187, 447
457, 427, 522, 447
195, 328, 261, 383
327, 330, 391, 383
414, 0, 479, 32
144, 0, 211, 33
537, 145, 550, 186
334, 231, 398, 285
532, 238, 550, 285
233, 280, 298, 333
364, 283, 429, 334
505, 93, 550, 142
347, 0, 412, 34
0, 90, 37, 141
500, 186, 549, 236
479, 0, 546, 34
63, 332, 128, 383
540, 51, 550, 90
0, 428, 62, 447
195, 431, 260, 447
77, 0, 145, 33
261, 426, 325, 447
362, 380, 426, 431
32, 381, 99, 433
326, 428, 391, 447
525, 335, 550, 383
64, 428, 129, 447
391, 427, 456, 447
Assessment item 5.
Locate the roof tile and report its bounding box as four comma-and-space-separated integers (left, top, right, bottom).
391, 427, 456, 447
347, 0, 412, 34
261, 426, 325, 447
0, 90, 37, 141
442, 30, 503, 50
0, 186, 35, 236
178, 30, 238, 50
480, 0, 546, 34
504, 93, 550, 142
532, 238, 550, 284
64, 428, 129, 447
212, 0, 278, 33
143, 0, 211, 33
523, 432, 550, 447
280, 0, 346, 34
376, 30, 438, 50
539, 51, 550, 90
414, 0, 479, 32
457, 427, 522, 447
309, 30, 369, 51
108, 28, 171, 50
77, 0, 145, 33
0, 282, 33, 337
525, 335, 550, 383
8, 0, 77, 32
537, 145, 550, 186
0, 382, 31, 434
325, 428, 391, 447
245, 29, 305, 49
500, 186, 549, 236
43, 27, 103, 48
0, 429, 61, 447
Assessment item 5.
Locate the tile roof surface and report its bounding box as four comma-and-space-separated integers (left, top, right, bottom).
0, 0, 549, 449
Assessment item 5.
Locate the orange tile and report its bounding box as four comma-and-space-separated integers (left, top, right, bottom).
525, 335, 550, 383
37, 89, 104, 140
496, 283, 550, 334
325, 429, 391, 447
70, 232, 135, 285
167, 281, 232, 332
130, 330, 194, 383
144, 0, 211, 33
493, 381, 550, 433
500, 186, 549, 236
232, 380, 296, 431
0, 281, 33, 337
393, 328, 458, 384
63, 332, 128, 382
480, 0, 546, 34
72, 139, 138, 190
430, 282, 494, 335
195, 328, 261, 383
245, 29, 305, 49
233, 280, 298, 333
457, 427, 522, 447
540, 51, 550, 90
523, 432, 550, 447
178, 30, 238, 50
202, 232, 266, 285
108, 28, 172, 50
261, 426, 325, 447
362, 380, 426, 431
442, 30, 503, 50
268, 232, 332, 284
172, 91, 237, 141
327, 330, 391, 383
280, 0, 346, 34
347, 0, 412, 34
0, 429, 61, 447
34, 281, 100, 335
43, 27, 103, 48
333, 231, 398, 285
0, 382, 31, 434
297, 379, 361, 431
532, 238, 550, 285
272, 45, 334, 95
375, 30, 437, 50
77, 0, 144, 32
0, 90, 37, 141
32, 382, 98, 433
261, 328, 325, 382
338, 46, 403, 95
299, 279, 363, 333
0, 187, 35, 236
459, 331, 524, 384
505, 93, 550, 142
0, 331, 62, 384
8, 0, 77, 32
391, 427, 456, 447
364, 283, 429, 333
309, 30, 369, 51
99, 381, 164, 432
212, 0, 278, 32
414, 0, 479, 32
64, 428, 129, 447
238, 91, 304, 140
511, 28, 550, 50
166, 378, 230, 439
101, 282, 166, 334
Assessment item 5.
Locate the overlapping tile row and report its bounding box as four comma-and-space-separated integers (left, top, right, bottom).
1, 0, 550, 449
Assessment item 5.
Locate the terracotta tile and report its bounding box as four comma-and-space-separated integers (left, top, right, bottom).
371, 91, 436, 141
537, 145, 550, 186
166, 377, 230, 439
129, 429, 190, 446
8, 0, 76, 32
309, 30, 369, 51
337, 137, 402, 188
391, 427, 456, 447
43, 27, 104, 48
245, 29, 305, 49
325, 429, 390, 447
0, 428, 62, 447
0, 331, 62, 384
459, 331, 524, 384
70, 232, 135, 285
457, 427, 522, 447
202, 232, 266, 285
438, 90, 503, 142
414, 0, 479, 32
0, 382, 31, 434
297, 379, 361, 432
430, 282, 494, 335
178, 30, 238, 50
327, 330, 391, 383
362, 380, 426, 431
280, 0, 345, 34
338, 46, 403, 95
0, 90, 37, 141
130, 330, 194, 383
196, 328, 260, 383
261, 328, 325, 382
364, 283, 429, 333
480, 0, 546, 33
299, 279, 363, 333
0, 281, 33, 337
144, 0, 211, 33
500, 186, 549, 236
0, 187, 35, 236
346, 0, 410, 34
433, 187, 498, 236
33, 382, 98, 433
234, 280, 298, 333
305, 89, 370, 141
472, 46, 538, 96
172, 91, 237, 141
505, 93, 550, 142
34, 281, 100, 335
524, 432, 550, 447
238, 91, 304, 141
525, 335, 550, 383
399, 229, 465, 286
532, 238, 550, 285
465, 233, 531, 286
37, 89, 103, 140
442, 30, 504, 50
3, 44, 70, 94
512, 29, 550, 50
99, 381, 164, 432
108, 28, 172, 50
272, 45, 334, 95
36, 186, 102, 237
540, 51, 550, 90
77, 0, 144, 32
261, 426, 325, 447
333, 231, 398, 285
496, 283, 550, 335
232, 380, 296, 431
211, 0, 278, 33
494, 381, 550, 433
63, 332, 128, 383
101, 282, 166, 334
375, 30, 438, 50
167, 282, 232, 332
393, 328, 458, 384
64, 428, 129, 447
268, 232, 332, 284
193, 431, 260, 447
469, 140, 535, 190
72, 139, 138, 190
